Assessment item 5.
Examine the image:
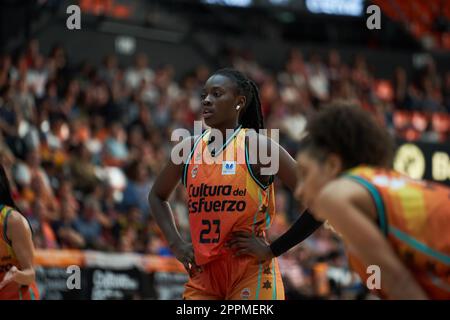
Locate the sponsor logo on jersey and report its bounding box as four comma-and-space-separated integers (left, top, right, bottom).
191, 165, 199, 178
241, 288, 251, 300
187, 183, 248, 214
222, 161, 236, 175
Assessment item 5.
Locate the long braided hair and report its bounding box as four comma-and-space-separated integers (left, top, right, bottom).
213, 68, 264, 131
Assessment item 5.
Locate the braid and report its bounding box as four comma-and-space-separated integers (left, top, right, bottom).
213, 68, 264, 130
245, 79, 264, 130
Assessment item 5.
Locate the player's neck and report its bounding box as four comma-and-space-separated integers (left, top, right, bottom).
213, 121, 240, 141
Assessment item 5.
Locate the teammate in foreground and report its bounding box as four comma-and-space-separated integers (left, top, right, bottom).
0, 164, 40, 300
294, 105, 449, 299
149, 68, 322, 300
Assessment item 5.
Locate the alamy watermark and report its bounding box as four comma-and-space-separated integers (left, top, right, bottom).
66, 5, 81, 30
66, 265, 81, 290
366, 5, 381, 30
66, 3, 381, 31
366, 265, 381, 290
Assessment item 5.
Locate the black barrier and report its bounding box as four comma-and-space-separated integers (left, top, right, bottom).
394, 140, 450, 186
88, 267, 146, 300
36, 266, 188, 300
36, 266, 89, 300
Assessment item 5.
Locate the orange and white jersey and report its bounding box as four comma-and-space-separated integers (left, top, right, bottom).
183, 126, 275, 265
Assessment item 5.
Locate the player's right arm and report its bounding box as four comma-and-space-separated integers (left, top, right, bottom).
313, 179, 428, 300
148, 136, 201, 274
0, 210, 36, 289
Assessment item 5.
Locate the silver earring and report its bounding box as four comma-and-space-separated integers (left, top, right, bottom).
236, 105, 241, 111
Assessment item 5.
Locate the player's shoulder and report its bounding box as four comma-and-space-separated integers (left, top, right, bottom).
315, 177, 380, 228
4, 208, 30, 233
244, 129, 279, 149
316, 178, 372, 210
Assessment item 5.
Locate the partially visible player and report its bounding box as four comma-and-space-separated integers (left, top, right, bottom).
0, 164, 40, 300
294, 105, 450, 299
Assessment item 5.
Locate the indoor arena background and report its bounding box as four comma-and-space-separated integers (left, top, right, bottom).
0, 0, 449, 300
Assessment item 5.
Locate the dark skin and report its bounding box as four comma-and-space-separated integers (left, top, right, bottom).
0, 211, 36, 290
149, 74, 303, 276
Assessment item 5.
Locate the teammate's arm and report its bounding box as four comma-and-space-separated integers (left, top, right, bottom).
313, 179, 428, 300
268, 137, 323, 256
228, 134, 322, 260
0, 211, 36, 289
148, 136, 201, 274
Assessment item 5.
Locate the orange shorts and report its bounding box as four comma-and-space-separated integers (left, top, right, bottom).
183, 249, 284, 300
0, 282, 40, 300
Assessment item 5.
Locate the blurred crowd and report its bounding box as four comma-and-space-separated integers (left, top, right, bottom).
1, 39, 448, 299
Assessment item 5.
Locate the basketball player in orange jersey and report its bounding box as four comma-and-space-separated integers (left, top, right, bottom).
291, 105, 449, 299
149, 68, 322, 300
0, 164, 40, 300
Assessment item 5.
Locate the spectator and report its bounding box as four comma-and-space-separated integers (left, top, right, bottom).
125, 53, 154, 90
103, 122, 129, 166
122, 160, 153, 218
26, 55, 48, 99
98, 54, 119, 85
73, 196, 109, 249
69, 143, 100, 193
30, 201, 59, 249
52, 195, 85, 249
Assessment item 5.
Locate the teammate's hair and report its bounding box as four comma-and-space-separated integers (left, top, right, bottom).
213, 68, 264, 130
302, 105, 394, 170
0, 164, 20, 211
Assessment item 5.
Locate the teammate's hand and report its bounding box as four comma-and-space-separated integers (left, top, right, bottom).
170, 241, 202, 276
0, 266, 18, 290
226, 232, 274, 262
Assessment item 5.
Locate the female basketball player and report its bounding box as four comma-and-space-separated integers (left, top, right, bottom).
149, 68, 322, 300
0, 164, 40, 300
293, 105, 449, 299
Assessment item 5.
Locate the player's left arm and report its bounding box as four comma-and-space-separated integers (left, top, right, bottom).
227, 133, 322, 260
313, 180, 428, 300
0, 211, 36, 289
